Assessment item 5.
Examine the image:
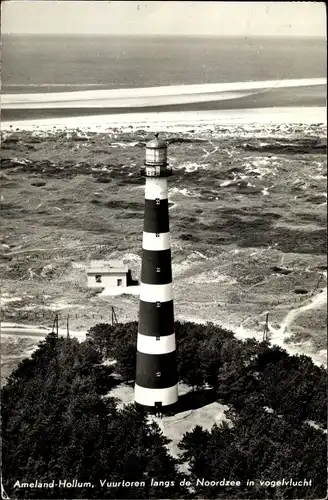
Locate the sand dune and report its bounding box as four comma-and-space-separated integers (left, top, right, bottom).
2, 78, 326, 109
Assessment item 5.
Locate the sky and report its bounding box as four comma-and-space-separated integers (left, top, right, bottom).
1, 1, 326, 37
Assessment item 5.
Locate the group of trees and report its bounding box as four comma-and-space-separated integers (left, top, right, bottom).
2, 320, 327, 499
86, 321, 138, 382
175, 323, 327, 498
87, 320, 327, 427
179, 405, 326, 499
2, 332, 186, 499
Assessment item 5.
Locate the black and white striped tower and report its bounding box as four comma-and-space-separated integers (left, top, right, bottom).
134, 133, 178, 414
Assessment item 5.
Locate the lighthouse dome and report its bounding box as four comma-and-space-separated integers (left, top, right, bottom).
146, 133, 167, 149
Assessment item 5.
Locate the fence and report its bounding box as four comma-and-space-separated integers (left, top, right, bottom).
1, 306, 120, 326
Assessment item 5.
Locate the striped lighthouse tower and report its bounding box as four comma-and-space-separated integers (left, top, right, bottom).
134, 134, 178, 414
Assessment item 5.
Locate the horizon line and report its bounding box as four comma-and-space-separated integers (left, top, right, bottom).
1, 33, 326, 38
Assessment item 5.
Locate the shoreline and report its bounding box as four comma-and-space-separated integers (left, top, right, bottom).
2, 93, 325, 121
3, 78, 325, 103
2, 106, 326, 133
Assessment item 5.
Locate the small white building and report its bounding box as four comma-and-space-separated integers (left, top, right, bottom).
87, 260, 128, 288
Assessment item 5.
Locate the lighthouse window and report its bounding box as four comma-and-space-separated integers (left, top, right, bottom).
156, 267, 161, 273
156, 336, 160, 341
155, 233, 160, 237
95, 275, 102, 283
155, 198, 160, 205
156, 371, 161, 377
156, 302, 161, 308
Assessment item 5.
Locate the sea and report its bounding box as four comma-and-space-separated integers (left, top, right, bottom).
1, 35, 326, 122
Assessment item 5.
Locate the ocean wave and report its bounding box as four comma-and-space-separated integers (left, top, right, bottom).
2, 78, 326, 109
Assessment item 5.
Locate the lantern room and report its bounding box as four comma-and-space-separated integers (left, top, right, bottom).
141, 133, 172, 177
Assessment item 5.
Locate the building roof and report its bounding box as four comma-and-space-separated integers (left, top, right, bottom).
87, 260, 128, 274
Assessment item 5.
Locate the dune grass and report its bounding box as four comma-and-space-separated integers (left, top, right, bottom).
0, 125, 326, 372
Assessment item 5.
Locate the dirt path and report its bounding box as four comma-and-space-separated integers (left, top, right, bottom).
269, 272, 327, 338
262, 277, 327, 366
1, 323, 86, 340
276, 289, 327, 336
3, 244, 102, 257
4, 247, 63, 257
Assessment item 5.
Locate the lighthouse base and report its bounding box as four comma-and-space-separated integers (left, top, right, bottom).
135, 401, 178, 416
134, 383, 178, 415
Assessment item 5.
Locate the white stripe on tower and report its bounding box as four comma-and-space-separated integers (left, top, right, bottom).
137, 333, 176, 355
144, 177, 168, 200
142, 232, 170, 251
134, 384, 178, 407
134, 135, 178, 413
139, 283, 173, 303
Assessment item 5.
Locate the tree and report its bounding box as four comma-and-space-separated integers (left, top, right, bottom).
178, 403, 327, 499
86, 322, 115, 357
1, 332, 186, 499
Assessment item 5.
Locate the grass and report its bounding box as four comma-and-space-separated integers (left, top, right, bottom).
0, 125, 327, 378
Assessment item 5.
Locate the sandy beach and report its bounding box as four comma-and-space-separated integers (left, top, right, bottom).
2, 77, 326, 129
2, 106, 326, 133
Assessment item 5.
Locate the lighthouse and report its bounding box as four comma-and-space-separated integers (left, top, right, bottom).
134, 134, 178, 414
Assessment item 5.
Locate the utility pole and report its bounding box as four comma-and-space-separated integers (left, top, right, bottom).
52, 313, 59, 338
263, 313, 269, 342
111, 306, 118, 325
67, 314, 70, 339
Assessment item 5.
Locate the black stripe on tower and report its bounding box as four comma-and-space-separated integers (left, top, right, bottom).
136, 351, 178, 389
139, 300, 174, 336
143, 199, 169, 233
141, 249, 172, 284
